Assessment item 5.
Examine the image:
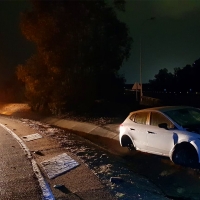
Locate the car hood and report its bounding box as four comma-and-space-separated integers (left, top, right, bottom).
183, 125, 200, 134
173, 130, 200, 144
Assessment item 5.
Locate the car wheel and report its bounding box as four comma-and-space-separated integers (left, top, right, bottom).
172, 144, 198, 167
127, 143, 135, 151
121, 135, 136, 151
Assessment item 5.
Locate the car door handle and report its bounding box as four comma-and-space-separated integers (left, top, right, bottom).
130, 128, 135, 131
147, 131, 155, 134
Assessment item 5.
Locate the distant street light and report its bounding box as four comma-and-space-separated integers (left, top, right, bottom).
140, 17, 155, 101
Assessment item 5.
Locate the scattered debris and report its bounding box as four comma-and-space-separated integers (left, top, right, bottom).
100, 154, 108, 159
116, 192, 125, 198
110, 177, 124, 184
160, 170, 175, 177
54, 185, 71, 194
177, 187, 185, 194
16, 112, 168, 199
53, 184, 64, 189
22, 133, 42, 142
33, 150, 44, 156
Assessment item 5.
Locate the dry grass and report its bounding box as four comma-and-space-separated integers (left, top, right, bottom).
0, 102, 123, 125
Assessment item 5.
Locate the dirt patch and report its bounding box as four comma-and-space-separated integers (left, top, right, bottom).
0, 103, 123, 126
0, 103, 46, 120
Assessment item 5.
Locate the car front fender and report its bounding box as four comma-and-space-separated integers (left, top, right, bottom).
169, 140, 200, 163
190, 140, 200, 163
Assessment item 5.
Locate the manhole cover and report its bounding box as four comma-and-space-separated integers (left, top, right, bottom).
41, 153, 79, 179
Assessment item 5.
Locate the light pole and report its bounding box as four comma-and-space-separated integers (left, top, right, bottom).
140, 17, 155, 102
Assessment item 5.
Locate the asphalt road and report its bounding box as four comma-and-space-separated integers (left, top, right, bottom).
0, 125, 42, 200
0, 116, 117, 200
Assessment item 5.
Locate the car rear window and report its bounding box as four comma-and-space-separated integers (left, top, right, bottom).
134, 112, 148, 124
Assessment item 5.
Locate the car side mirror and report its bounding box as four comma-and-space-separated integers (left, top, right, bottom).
158, 123, 168, 129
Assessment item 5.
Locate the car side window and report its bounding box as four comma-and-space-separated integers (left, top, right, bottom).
129, 114, 135, 121
150, 112, 175, 129
134, 112, 148, 125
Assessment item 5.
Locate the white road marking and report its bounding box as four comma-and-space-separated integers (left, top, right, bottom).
0, 123, 55, 200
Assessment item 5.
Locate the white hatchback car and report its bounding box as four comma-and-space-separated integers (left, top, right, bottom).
119, 106, 200, 167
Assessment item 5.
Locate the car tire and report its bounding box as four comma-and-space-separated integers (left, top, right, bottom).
172, 144, 198, 168
121, 135, 136, 151
127, 143, 135, 151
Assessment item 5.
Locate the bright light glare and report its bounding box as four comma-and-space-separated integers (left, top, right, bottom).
120, 124, 126, 134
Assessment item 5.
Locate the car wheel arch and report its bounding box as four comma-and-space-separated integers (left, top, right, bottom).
120, 134, 135, 148
169, 141, 199, 163
190, 140, 200, 162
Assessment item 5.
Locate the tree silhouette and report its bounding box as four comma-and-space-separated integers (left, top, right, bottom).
149, 58, 200, 92
149, 68, 174, 91
17, 0, 132, 114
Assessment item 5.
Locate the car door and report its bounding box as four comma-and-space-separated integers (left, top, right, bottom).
128, 111, 149, 151
146, 111, 176, 156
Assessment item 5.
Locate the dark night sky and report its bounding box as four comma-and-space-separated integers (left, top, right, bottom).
0, 1, 31, 79
118, 0, 200, 83
0, 1, 33, 81
0, 0, 200, 84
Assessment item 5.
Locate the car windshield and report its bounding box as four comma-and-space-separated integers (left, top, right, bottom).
164, 108, 200, 128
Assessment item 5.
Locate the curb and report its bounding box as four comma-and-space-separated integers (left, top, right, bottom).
41, 117, 119, 141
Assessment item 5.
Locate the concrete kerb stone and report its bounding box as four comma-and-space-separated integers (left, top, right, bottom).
41, 117, 119, 142
103, 124, 120, 134
42, 117, 61, 124
90, 127, 118, 140
53, 119, 76, 129
70, 122, 97, 133
112, 134, 119, 141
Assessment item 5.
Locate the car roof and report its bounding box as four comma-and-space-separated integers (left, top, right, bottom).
131, 106, 195, 114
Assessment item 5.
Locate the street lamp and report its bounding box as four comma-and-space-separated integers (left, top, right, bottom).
140, 17, 155, 102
